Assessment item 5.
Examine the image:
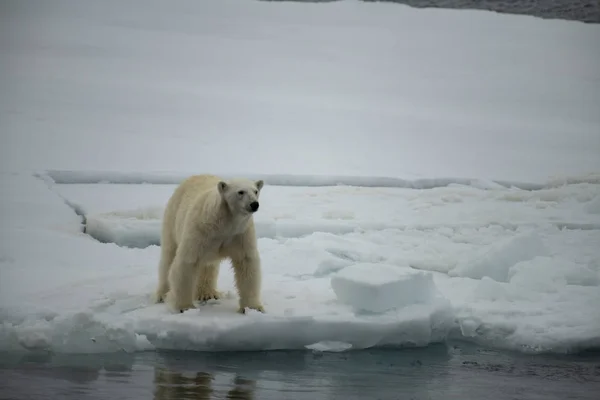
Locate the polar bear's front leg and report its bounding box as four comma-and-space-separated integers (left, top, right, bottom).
195, 262, 222, 302
231, 252, 264, 314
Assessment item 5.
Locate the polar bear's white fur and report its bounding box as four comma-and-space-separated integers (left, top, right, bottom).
154, 174, 265, 314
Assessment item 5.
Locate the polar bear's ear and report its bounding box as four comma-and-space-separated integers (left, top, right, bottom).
217, 181, 228, 195
256, 180, 264, 191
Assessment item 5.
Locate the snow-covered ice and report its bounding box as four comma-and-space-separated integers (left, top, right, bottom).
1, 0, 600, 356
52, 179, 600, 249
2, 172, 599, 355
585, 196, 600, 214
330, 263, 442, 313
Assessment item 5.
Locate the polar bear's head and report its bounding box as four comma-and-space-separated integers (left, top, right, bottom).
218, 178, 264, 215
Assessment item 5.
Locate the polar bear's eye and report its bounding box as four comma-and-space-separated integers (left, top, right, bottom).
237, 190, 245, 196
254, 190, 258, 195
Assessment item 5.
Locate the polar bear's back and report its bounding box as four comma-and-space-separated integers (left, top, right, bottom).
163, 174, 222, 245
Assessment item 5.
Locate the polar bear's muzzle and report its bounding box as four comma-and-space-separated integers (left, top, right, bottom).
249, 201, 259, 213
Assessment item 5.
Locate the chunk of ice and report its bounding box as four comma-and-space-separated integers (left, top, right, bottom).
449, 229, 547, 282
330, 263, 439, 313
305, 341, 353, 352
585, 196, 600, 214
509, 256, 600, 289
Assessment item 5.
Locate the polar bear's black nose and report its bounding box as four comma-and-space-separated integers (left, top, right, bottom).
250, 201, 259, 212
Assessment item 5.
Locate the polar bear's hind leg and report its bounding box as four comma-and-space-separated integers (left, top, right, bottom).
154, 233, 177, 303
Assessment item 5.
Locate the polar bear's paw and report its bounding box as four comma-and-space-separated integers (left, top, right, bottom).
238, 303, 265, 314
154, 288, 168, 304
165, 291, 196, 313
196, 289, 222, 302
176, 303, 196, 313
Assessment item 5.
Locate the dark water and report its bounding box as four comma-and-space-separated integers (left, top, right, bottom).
260, 0, 600, 23
1, 343, 599, 400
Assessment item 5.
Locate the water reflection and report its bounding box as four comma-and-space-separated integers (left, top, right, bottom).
150, 345, 453, 400
1, 351, 136, 384
153, 369, 256, 400
226, 377, 256, 400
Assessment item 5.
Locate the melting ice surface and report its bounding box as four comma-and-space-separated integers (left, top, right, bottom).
1, 0, 600, 355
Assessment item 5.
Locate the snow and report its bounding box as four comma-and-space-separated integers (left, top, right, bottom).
2, 0, 600, 182
330, 263, 443, 313
1, 0, 600, 356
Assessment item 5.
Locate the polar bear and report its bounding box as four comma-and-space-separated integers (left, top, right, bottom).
154, 174, 265, 314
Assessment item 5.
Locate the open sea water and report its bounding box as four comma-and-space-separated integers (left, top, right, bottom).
261, 0, 600, 23
2, 1, 599, 399
1, 343, 599, 400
